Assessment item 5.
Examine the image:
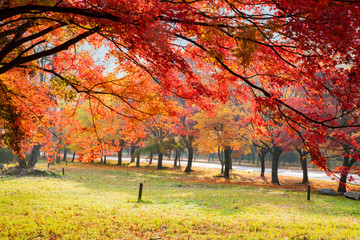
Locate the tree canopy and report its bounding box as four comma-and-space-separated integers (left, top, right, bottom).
1, 0, 360, 179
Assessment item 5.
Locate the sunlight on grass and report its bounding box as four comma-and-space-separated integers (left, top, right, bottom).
1, 162, 359, 239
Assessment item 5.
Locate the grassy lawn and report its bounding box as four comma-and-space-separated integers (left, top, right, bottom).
0, 161, 359, 240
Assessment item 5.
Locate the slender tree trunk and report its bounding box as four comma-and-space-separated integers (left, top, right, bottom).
300, 155, 309, 184
62, 149, 67, 161
28, 144, 41, 168
157, 151, 163, 170
149, 152, 153, 165
178, 150, 181, 167
296, 148, 309, 184
271, 146, 283, 184
136, 150, 141, 167
224, 146, 232, 179
184, 146, 194, 173
174, 149, 178, 167
258, 149, 268, 177
71, 152, 76, 162
104, 154, 107, 164
260, 155, 265, 177
218, 147, 224, 175
130, 144, 136, 163
117, 148, 123, 165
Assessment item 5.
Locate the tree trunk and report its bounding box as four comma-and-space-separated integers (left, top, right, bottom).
104, 154, 107, 164
337, 145, 356, 193
149, 152, 153, 165
136, 150, 141, 168
130, 144, 136, 163
157, 151, 163, 170
260, 155, 265, 177
300, 156, 309, 184
338, 171, 348, 193
296, 148, 309, 184
271, 145, 283, 184
174, 149, 178, 167
224, 146, 232, 179
62, 149, 67, 161
218, 147, 224, 175
229, 151, 233, 170
71, 152, 76, 162
28, 144, 41, 168
117, 148, 123, 165
184, 146, 194, 173
258, 149, 268, 177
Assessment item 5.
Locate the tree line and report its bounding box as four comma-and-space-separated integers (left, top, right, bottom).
1, 0, 360, 193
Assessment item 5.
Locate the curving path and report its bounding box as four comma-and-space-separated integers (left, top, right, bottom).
105, 156, 360, 183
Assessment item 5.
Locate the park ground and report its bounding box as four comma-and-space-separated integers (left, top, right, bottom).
0, 160, 360, 239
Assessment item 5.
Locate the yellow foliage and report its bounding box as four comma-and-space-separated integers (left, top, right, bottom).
193, 102, 250, 154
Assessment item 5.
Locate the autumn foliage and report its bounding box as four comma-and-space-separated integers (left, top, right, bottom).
1, 0, 360, 187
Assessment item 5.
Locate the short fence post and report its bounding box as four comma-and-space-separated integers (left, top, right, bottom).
307, 185, 311, 201
138, 183, 143, 202
62, 168, 65, 175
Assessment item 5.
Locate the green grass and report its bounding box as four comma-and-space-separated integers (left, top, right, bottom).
0, 162, 359, 239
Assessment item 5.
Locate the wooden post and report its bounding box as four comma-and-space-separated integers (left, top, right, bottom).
138, 183, 143, 202
307, 185, 311, 201
62, 168, 65, 175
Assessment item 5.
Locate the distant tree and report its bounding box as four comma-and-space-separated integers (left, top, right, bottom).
194, 102, 250, 178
